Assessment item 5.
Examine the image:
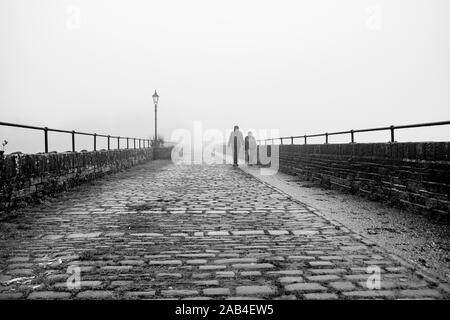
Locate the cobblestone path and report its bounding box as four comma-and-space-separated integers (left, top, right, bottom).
0, 161, 448, 299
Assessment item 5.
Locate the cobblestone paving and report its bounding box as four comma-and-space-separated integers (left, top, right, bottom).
0, 160, 449, 299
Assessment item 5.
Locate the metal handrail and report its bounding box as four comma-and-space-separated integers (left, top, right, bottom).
0, 121, 151, 153
257, 120, 450, 145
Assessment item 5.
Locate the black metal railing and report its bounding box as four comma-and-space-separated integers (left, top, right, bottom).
0, 121, 151, 153
257, 120, 450, 145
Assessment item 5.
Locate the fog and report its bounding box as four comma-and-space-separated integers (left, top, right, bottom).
1, 0, 449, 154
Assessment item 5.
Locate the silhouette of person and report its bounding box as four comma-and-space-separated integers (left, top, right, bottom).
228, 125, 244, 166
245, 131, 257, 166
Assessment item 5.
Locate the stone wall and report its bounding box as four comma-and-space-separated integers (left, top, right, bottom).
154, 146, 173, 160
259, 143, 450, 216
0, 148, 158, 212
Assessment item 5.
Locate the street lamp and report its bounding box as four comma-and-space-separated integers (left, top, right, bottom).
152, 90, 160, 147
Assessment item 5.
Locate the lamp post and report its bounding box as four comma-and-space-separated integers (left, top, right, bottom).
152, 90, 160, 147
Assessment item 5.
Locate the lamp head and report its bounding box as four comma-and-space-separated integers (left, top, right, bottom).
152, 90, 159, 104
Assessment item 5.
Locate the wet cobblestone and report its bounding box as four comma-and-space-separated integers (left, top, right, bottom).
0, 161, 448, 299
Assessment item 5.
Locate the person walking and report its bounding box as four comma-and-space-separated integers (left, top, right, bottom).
228, 125, 244, 166
245, 131, 257, 166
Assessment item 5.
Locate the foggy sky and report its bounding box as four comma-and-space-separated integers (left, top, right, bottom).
1, 0, 449, 153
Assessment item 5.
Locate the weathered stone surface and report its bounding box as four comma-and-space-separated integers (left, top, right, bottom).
231, 230, 264, 236
399, 289, 442, 298
0, 292, 24, 299
267, 270, 303, 276
124, 291, 156, 299
207, 231, 229, 236
156, 273, 182, 279
101, 266, 133, 272
149, 260, 182, 265
76, 291, 114, 299
231, 263, 274, 270
268, 230, 289, 235
111, 281, 133, 286
193, 280, 219, 286
199, 265, 226, 270
6, 269, 33, 276
186, 259, 207, 265
329, 281, 356, 291
241, 271, 262, 277
177, 253, 216, 258
7, 257, 30, 263
42, 235, 64, 240
270, 143, 450, 216
161, 290, 198, 297
307, 275, 340, 282
278, 276, 304, 284
0, 160, 447, 300
342, 290, 396, 298
120, 260, 145, 266
235, 285, 277, 296
304, 293, 338, 300
213, 258, 257, 264
79, 281, 102, 288
0, 148, 158, 211
285, 283, 326, 292
203, 288, 230, 296
28, 291, 71, 299
292, 230, 319, 236
130, 233, 163, 237
216, 271, 235, 278
308, 261, 334, 267
67, 232, 101, 239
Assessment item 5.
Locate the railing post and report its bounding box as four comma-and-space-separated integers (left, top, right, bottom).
134, 138, 136, 149
117, 136, 120, 149
280, 138, 283, 145
304, 135, 307, 144
107, 135, 110, 150
390, 125, 395, 142
127, 137, 129, 149
44, 127, 48, 153
94, 133, 97, 151
72, 131, 75, 152
291, 136, 293, 144
139, 139, 141, 149
350, 130, 354, 143
325, 133, 328, 144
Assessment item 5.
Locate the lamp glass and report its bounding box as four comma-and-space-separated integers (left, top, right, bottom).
152, 91, 159, 104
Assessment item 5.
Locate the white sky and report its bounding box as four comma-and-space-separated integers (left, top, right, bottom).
1, 0, 449, 153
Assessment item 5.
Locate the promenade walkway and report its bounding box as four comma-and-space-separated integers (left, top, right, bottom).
0, 160, 448, 299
